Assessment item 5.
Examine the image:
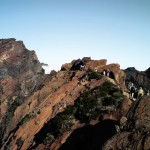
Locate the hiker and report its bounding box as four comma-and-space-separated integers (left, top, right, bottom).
103, 69, 106, 76
137, 87, 144, 98
129, 83, 136, 99
80, 65, 86, 71
106, 69, 110, 77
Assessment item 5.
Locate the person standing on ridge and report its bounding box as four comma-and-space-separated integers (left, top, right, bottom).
137, 87, 144, 98
106, 69, 110, 77
103, 69, 106, 76
129, 83, 136, 100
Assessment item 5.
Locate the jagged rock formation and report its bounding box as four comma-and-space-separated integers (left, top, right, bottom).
103, 95, 150, 150
0, 38, 44, 147
1, 65, 126, 150
1, 38, 149, 150
0, 39, 128, 150
0, 39, 44, 99
125, 67, 150, 91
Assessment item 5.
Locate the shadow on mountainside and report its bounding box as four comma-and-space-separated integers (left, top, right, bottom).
59, 120, 118, 150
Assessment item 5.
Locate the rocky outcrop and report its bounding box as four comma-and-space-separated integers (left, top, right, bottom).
103, 96, 150, 150
0, 45, 129, 150
61, 59, 126, 87
2, 39, 142, 150
0, 38, 44, 145
0, 38, 44, 96
125, 67, 150, 91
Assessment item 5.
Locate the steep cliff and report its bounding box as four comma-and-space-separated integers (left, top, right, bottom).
0, 38, 44, 148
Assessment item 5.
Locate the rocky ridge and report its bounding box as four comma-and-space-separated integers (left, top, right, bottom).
0, 39, 149, 150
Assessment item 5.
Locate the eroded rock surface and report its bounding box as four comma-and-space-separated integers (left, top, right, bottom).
1, 38, 149, 150
103, 96, 150, 150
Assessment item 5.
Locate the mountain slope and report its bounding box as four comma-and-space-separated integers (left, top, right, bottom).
1, 38, 149, 150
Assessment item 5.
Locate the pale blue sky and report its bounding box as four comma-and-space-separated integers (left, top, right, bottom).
0, 0, 150, 73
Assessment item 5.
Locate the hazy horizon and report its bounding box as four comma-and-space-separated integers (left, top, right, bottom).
1, 0, 150, 73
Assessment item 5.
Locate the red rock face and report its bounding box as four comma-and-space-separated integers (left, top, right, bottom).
86, 59, 107, 69
1, 39, 131, 150
1, 77, 17, 96
0, 39, 44, 147
103, 96, 150, 150
117, 97, 132, 117
0, 39, 44, 98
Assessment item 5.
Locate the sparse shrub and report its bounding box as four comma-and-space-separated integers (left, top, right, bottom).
16, 138, 23, 150
0, 96, 25, 139
50, 105, 76, 136
57, 116, 74, 134
98, 82, 123, 107
20, 114, 32, 125
112, 90, 123, 98
80, 89, 92, 98
74, 81, 124, 122
98, 91, 108, 97
44, 133, 54, 145
86, 69, 102, 80
75, 88, 102, 123
98, 81, 114, 92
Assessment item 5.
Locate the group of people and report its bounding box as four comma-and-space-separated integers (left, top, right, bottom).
129, 82, 149, 100
102, 69, 110, 77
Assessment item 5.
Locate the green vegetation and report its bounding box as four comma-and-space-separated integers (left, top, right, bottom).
85, 69, 102, 80
6, 96, 24, 123
0, 96, 25, 141
16, 138, 23, 150
44, 133, 54, 145
50, 105, 76, 136
75, 81, 123, 122
75, 92, 101, 122
20, 114, 32, 125
34, 81, 124, 147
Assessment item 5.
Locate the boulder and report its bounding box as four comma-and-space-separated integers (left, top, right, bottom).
86, 59, 107, 70
103, 96, 150, 150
